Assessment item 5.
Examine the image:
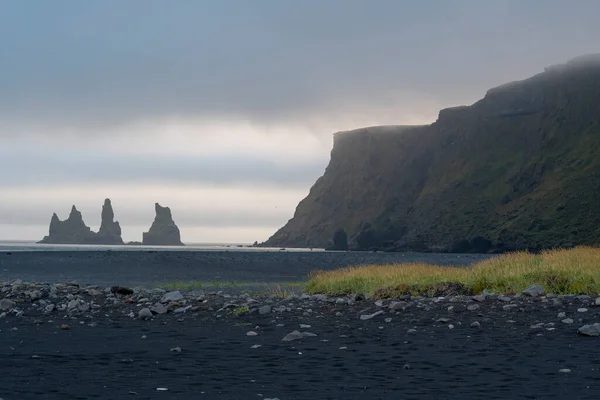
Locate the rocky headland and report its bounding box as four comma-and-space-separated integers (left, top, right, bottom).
142, 203, 184, 246
262, 55, 600, 253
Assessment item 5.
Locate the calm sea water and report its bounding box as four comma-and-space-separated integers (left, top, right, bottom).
0, 240, 322, 253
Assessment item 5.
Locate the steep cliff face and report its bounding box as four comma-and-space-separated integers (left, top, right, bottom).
142, 203, 184, 246
263, 55, 600, 252
39, 199, 124, 245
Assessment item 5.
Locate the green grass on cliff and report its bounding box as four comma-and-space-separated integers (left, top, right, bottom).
305, 247, 600, 296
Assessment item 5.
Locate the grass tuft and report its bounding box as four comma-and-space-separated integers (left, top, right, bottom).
305, 246, 600, 297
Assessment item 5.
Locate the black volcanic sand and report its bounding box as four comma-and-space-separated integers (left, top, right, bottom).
2, 295, 600, 400
0, 251, 491, 288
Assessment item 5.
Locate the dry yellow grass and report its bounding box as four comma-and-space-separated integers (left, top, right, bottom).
305, 246, 600, 296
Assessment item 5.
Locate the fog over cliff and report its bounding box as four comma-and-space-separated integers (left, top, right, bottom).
1, 1, 599, 242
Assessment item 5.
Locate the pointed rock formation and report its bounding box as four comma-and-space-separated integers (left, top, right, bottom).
38, 205, 98, 244
97, 199, 124, 244
142, 203, 184, 246
38, 199, 124, 245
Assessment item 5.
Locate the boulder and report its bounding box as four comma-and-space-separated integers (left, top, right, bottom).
142, 203, 184, 246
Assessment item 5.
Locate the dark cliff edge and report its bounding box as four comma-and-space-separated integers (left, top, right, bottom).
262, 55, 600, 253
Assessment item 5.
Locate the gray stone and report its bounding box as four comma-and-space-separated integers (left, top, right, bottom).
161, 291, 184, 303
595, 297, 600, 306
138, 308, 153, 320
29, 290, 42, 301
498, 296, 512, 302
246, 331, 258, 336
299, 324, 311, 329
258, 305, 272, 315
522, 285, 545, 297
301, 332, 317, 337
312, 294, 328, 302
557, 312, 566, 318
0, 299, 15, 311
558, 369, 571, 373
467, 304, 480, 311
578, 308, 588, 313
472, 294, 486, 302
282, 330, 303, 342
389, 301, 409, 311
470, 321, 481, 328
578, 323, 600, 336
562, 318, 574, 324
150, 303, 169, 314
67, 299, 79, 310
360, 310, 384, 320
45, 304, 55, 313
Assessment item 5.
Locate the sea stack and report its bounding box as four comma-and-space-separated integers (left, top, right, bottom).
38, 205, 98, 244
96, 198, 124, 245
38, 199, 124, 245
142, 203, 184, 246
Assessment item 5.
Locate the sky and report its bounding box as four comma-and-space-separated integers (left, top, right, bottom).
1, 1, 599, 243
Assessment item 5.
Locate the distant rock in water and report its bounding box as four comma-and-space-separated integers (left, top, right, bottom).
96, 199, 124, 245
38, 206, 100, 244
38, 199, 124, 245
142, 203, 184, 246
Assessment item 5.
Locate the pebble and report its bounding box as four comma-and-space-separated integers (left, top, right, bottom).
161, 291, 184, 303
281, 330, 303, 342
577, 308, 588, 313
467, 304, 479, 311
470, 321, 481, 328
360, 310, 384, 320
246, 331, 258, 336
558, 369, 571, 373
557, 312, 566, 318
169, 347, 182, 352
561, 318, 574, 324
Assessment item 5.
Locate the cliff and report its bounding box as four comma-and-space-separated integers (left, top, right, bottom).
262, 55, 600, 252
142, 203, 184, 246
38, 199, 124, 245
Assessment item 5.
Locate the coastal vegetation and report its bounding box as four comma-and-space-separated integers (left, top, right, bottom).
305, 246, 600, 296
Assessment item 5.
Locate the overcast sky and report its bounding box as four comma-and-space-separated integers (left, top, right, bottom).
1, 1, 599, 243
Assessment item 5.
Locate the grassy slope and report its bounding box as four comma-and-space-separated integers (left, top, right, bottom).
263, 57, 600, 251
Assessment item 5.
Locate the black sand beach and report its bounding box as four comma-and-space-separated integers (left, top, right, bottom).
1, 251, 600, 400
2, 289, 600, 400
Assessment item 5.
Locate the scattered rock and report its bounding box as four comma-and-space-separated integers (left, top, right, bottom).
578, 323, 600, 336
470, 321, 481, 328
467, 304, 480, 311
360, 310, 384, 320
562, 318, 574, 324
169, 347, 182, 352
60, 324, 70, 330
522, 285, 545, 297
161, 291, 184, 303
0, 299, 15, 311
246, 331, 258, 336
282, 330, 303, 342
578, 308, 588, 313
258, 305, 272, 315
138, 308, 153, 320
150, 303, 168, 315
558, 369, 571, 373
111, 286, 134, 296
